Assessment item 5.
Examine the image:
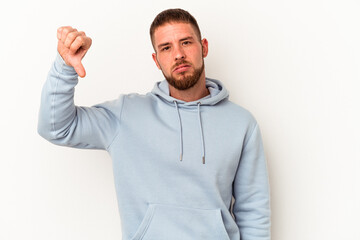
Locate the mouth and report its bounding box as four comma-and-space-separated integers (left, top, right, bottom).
173, 64, 191, 73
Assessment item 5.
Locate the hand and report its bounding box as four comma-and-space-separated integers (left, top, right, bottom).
57, 26, 92, 78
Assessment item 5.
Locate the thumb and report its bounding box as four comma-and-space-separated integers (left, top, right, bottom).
74, 62, 86, 78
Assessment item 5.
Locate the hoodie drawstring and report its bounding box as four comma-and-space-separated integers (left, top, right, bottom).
173, 101, 183, 161
197, 102, 205, 164
173, 101, 205, 164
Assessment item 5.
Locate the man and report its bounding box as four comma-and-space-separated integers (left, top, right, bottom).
38, 8, 271, 240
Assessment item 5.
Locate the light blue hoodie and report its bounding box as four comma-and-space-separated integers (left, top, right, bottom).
38, 53, 271, 240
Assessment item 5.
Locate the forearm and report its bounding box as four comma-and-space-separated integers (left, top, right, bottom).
37, 52, 79, 142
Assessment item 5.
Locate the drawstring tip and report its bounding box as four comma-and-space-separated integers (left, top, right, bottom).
202, 156, 205, 164
180, 154, 183, 161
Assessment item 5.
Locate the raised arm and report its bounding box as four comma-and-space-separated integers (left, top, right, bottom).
37, 27, 123, 150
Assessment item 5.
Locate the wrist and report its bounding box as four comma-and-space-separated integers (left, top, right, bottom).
55, 51, 77, 75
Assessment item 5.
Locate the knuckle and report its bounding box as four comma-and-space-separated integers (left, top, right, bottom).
70, 44, 78, 52
70, 40, 79, 49
62, 26, 75, 36
73, 36, 83, 45
64, 41, 71, 48
75, 35, 83, 43
62, 28, 70, 36
67, 31, 77, 40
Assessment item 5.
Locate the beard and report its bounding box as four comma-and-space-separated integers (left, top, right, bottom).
162, 59, 205, 91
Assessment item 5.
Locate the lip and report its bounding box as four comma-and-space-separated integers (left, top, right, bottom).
173, 64, 191, 73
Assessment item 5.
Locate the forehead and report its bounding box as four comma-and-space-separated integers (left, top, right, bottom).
153, 22, 198, 46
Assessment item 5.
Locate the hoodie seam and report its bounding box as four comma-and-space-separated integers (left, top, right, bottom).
231, 124, 258, 188
106, 94, 126, 150
50, 62, 62, 138
50, 53, 78, 139
242, 123, 258, 150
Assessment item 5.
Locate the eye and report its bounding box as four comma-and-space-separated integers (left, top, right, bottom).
182, 41, 191, 45
161, 46, 170, 51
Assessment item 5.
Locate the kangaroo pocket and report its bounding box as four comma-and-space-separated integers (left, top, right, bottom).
130, 204, 230, 240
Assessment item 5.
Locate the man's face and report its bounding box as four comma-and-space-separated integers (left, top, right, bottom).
152, 22, 208, 90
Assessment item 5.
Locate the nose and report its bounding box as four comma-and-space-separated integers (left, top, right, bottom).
174, 45, 185, 61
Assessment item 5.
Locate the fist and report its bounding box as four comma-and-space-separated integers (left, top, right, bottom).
57, 26, 92, 78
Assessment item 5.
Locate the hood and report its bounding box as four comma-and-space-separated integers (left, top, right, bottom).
150, 78, 229, 164
151, 78, 229, 107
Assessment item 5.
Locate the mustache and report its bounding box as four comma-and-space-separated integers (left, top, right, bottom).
172, 60, 191, 70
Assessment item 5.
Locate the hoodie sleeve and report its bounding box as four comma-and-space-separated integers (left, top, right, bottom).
37, 52, 123, 150
232, 123, 271, 240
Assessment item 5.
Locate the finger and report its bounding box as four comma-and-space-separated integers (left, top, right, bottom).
69, 36, 84, 54
69, 35, 92, 54
57, 26, 70, 40
82, 34, 92, 50
57, 27, 62, 40
60, 27, 76, 44
74, 62, 86, 78
64, 31, 80, 48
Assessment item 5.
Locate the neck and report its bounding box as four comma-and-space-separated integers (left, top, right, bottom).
169, 72, 209, 102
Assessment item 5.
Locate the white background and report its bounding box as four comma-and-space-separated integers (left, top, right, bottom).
1, 0, 359, 239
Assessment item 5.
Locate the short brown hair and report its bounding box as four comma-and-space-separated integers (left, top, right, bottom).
150, 8, 202, 48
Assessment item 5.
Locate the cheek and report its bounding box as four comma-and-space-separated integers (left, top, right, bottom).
158, 59, 169, 70
188, 47, 203, 61
159, 56, 173, 70
192, 52, 203, 65
157, 59, 172, 73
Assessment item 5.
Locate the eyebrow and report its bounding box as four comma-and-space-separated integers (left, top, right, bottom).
157, 36, 195, 49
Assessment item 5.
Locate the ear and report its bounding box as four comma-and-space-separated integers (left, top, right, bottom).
152, 53, 161, 70
201, 38, 209, 58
